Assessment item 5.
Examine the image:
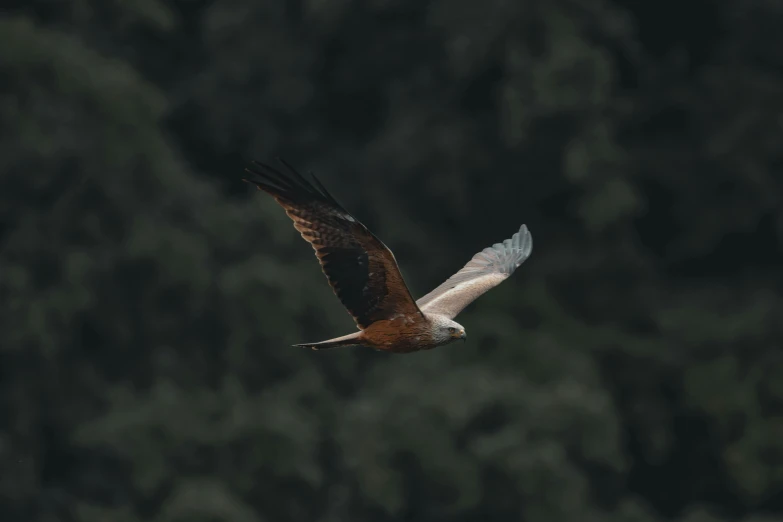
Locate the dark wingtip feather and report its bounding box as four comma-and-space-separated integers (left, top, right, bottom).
244, 157, 352, 215
244, 158, 308, 197
277, 157, 319, 193
309, 170, 339, 202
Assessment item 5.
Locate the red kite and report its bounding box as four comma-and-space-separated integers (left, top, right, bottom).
244, 159, 533, 353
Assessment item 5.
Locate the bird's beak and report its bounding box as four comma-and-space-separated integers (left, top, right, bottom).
459, 330, 466, 342
450, 329, 466, 341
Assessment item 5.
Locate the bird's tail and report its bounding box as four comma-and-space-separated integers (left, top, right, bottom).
293, 331, 362, 351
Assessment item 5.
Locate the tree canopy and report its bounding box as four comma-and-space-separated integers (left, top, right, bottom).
2, 1, 782, 521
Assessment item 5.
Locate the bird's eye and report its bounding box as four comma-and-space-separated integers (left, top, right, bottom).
448, 327, 455, 333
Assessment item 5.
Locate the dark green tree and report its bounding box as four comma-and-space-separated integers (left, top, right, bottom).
1, 1, 781, 521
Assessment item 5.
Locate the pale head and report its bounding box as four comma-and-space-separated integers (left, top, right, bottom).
427, 314, 467, 346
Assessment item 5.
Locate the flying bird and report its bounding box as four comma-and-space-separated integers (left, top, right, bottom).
243, 158, 533, 354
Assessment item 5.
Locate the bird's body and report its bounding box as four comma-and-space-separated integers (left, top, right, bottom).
243, 158, 533, 354
298, 312, 464, 353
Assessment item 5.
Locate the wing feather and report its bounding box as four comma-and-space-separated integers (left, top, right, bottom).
416, 225, 533, 319
244, 158, 423, 329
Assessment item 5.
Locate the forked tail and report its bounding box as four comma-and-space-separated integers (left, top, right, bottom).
293, 332, 362, 351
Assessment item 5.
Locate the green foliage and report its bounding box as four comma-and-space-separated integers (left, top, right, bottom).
2, 1, 782, 521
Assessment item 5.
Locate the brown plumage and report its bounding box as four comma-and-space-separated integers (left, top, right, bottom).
244, 158, 533, 353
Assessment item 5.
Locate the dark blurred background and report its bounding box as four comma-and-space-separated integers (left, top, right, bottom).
2, 1, 782, 521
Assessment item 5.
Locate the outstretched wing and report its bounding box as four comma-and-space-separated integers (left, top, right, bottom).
244, 158, 423, 329
416, 225, 533, 319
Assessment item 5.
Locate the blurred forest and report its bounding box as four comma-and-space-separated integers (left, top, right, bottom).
1, 0, 782, 521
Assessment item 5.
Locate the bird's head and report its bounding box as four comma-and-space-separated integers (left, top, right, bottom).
431, 316, 467, 345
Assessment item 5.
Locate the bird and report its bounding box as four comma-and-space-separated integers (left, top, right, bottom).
243, 158, 533, 354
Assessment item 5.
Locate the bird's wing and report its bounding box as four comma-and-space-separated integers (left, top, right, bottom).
244, 159, 423, 329
416, 225, 532, 319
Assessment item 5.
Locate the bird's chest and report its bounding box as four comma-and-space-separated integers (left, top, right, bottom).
363, 315, 434, 352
